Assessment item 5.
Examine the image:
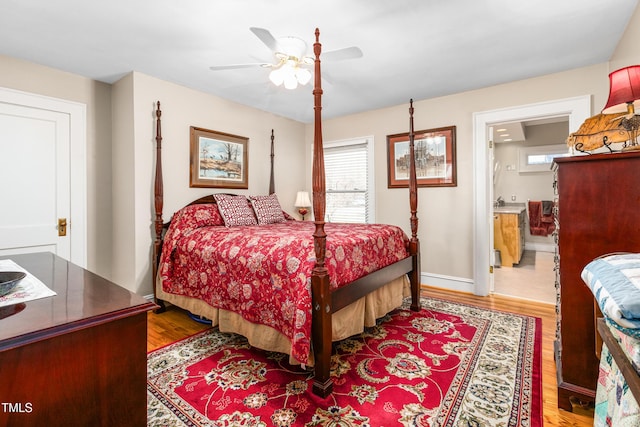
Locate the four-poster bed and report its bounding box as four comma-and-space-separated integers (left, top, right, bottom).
152, 28, 421, 397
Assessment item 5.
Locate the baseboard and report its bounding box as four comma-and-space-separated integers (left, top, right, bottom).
524, 242, 556, 253
421, 272, 474, 294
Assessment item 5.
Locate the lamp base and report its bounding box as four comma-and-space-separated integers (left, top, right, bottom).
297, 208, 309, 221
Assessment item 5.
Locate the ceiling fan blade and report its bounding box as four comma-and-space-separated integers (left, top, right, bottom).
323, 46, 363, 62
210, 63, 271, 71
249, 27, 279, 52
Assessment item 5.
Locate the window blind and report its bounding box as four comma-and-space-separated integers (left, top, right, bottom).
324, 142, 369, 223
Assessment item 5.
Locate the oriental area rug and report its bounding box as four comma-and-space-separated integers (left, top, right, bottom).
147, 297, 542, 426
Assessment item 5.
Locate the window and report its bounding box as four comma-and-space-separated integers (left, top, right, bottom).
323, 137, 374, 223
518, 144, 570, 173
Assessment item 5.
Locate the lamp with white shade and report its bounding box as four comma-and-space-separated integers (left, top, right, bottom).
294, 191, 312, 220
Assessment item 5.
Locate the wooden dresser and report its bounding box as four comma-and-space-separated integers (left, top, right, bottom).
553, 151, 640, 411
0, 252, 156, 426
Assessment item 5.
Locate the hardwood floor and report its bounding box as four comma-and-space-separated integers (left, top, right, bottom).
147, 305, 210, 352
147, 287, 594, 426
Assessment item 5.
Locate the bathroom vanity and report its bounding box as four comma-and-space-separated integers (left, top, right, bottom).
493, 204, 526, 267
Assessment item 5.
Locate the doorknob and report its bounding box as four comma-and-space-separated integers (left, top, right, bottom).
58, 218, 67, 236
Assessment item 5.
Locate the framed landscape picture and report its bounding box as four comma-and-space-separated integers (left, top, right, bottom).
387, 125, 457, 188
189, 126, 248, 189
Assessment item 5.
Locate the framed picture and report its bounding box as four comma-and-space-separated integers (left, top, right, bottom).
387, 125, 457, 188
189, 126, 248, 189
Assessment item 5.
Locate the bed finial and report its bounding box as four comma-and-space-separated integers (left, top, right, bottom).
310, 27, 333, 398
269, 129, 275, 195
312, 28, 326, 262
408, 99, 421, 312
312, 28, 326, 270
153, 101, 165, 311
408, 99, 417, 241
154, 101, 163, 243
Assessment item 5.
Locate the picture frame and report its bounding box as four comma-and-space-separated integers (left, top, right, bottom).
189, 126, 249, 189
387, 125, 457, 188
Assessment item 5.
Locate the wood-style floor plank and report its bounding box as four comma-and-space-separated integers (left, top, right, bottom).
147, 306, 210, 352
147, 286, 594, 426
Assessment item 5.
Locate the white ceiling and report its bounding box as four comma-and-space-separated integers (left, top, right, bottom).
493, 117, 570, 143
0, 0, 637, 123
493, 122, 527, 143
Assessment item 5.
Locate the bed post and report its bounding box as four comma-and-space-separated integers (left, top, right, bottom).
408, 99, 421, 312
152, 101, 166, 312
269, 129, 275, 195
310, 28, 333, 398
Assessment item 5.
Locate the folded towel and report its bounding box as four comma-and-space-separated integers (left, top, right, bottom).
541, 200, 554, 223
528, 201, 541, 224
528, 200, 555, 236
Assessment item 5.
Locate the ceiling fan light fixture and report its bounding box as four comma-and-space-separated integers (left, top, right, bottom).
269, 60, 307, 90
212, 27, 362, 93
296, 67, 311, 85
269, 68, 284, 86
283, 71, 298, 89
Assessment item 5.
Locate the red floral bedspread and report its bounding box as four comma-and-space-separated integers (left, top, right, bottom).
159, 204, 410, 364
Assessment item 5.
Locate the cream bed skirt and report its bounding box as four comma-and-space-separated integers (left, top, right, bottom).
156, 275, 410, 365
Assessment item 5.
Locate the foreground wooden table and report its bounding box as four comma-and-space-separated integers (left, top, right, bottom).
0, 252, 156, 427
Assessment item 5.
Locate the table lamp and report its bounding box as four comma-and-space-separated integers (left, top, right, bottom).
294, 191, 311, 220
602, 65, 640, 151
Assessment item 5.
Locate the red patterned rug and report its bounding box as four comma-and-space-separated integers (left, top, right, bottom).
147, 297, 542, 426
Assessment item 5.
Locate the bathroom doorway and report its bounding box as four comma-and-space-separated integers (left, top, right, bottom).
472, 95, 591, 298
492, 119, 567, 304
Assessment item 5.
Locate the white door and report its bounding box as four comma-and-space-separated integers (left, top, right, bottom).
0, 88, 86, 266
488, 126, 495, 294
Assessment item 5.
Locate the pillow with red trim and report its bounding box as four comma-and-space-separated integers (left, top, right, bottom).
213, 194, 257, 227
249, 193, 287, 225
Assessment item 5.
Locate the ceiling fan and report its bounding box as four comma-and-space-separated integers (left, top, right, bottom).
209, 27, 363, 90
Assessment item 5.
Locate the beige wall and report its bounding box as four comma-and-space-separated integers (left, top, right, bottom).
315, 63, 609, 285
116, 72, 307, 294
0, 54, 113, 279
111, 73, 135, 289
609, 2, 640, 71
0, 56, 306, 295
3, 4, 640, 295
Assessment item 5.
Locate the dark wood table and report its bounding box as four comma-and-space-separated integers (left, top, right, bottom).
0, 252, 156, 426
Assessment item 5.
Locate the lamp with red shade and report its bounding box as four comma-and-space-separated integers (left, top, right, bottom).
602, 65, 640, 151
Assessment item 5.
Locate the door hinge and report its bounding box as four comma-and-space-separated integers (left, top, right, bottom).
489, 140, 493, 149
489, 265, 494, 274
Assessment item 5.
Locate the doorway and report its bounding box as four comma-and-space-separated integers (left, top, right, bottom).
492, 119, 567, 303
472, 95, 591, 297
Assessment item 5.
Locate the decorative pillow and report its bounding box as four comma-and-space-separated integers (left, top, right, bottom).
180, 203, 225, 228
249, 193, 287, 225
213, 194, 257, 227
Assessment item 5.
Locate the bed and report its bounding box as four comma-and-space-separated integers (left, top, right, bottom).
581, 253, 640, 424
151, 29, 421, 397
